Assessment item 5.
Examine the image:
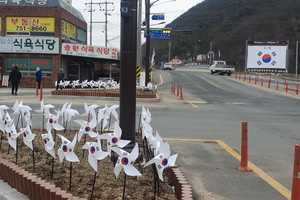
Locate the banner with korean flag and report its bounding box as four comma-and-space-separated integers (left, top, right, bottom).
246, 41, 288, 72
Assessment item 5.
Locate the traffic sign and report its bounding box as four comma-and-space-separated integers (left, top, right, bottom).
152, 14, 165, 20
144, 30, 170, 39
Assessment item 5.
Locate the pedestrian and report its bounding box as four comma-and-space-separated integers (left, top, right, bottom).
56, 68, 64, 90
35, 67, 42, 89
8, 66, 22, 95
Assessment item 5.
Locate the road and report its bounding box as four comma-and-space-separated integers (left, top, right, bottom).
1, 65, 299, 200
152, 66, 300, 200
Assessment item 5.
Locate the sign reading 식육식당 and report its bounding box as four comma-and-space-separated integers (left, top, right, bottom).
61, 43, 118, 60
0, 37, 59, 54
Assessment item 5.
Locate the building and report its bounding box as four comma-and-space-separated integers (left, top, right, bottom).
0, 0, 119, 88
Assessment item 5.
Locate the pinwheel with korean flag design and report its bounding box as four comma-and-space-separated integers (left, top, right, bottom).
41, 129, 56, 158
57, 133, 80, 163
99, 121, 130, 155
148, 131, 163, 156
0, 112, 13, 133
97, 104, 110, 130
82, 135, 109, 172
112, 143, 142, 178
73, 118, 98, 142
57, 133, 80, 191
45, 110, 64, 132
144, 141, 178, 181
59, 102, 79, 130
20, 124, 36, 150
12, 100, 32, 127
0, 105, 9, 121
6, 123, 20, 151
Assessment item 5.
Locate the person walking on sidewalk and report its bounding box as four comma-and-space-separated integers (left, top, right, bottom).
8, 66, 22, 95
56, 68, 64, 90
35, 67, 42, 89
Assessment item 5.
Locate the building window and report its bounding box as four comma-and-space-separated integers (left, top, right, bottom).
6, 57, 52, 77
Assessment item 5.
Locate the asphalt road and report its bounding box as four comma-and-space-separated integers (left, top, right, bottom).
1, 66, 299, 200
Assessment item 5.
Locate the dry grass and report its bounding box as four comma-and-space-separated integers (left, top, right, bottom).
0, 129, 177, 200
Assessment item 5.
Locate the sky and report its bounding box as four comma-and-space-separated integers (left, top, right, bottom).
71, 0, 203, 49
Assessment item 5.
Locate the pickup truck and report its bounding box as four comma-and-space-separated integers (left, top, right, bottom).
210, 60, 235, 75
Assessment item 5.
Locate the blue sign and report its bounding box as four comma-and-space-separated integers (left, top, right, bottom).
152, 14, 165, 20
144, 32, 170, 39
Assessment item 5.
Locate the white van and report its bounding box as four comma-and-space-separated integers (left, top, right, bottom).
163, 63, 173, 70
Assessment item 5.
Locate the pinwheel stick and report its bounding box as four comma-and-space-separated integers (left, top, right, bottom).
51, 156, 55, 180
0, 131, 3, 150
32, 142, 35, 172
15, 137, 19, 164
122, 173, 127, 200
82, 135, 87, 159
69, 162, 73, 191
90, 170, 97, 200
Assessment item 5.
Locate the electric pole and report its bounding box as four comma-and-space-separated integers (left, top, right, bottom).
85, 1, 114, 46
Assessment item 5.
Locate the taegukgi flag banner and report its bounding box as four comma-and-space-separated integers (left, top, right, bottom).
246, 41, 288, 72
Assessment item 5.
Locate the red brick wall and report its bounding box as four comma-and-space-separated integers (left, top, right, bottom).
0, 5, 87, 88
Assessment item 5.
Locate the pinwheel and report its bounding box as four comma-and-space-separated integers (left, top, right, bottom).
20, 105, 32, 127
41, 129, 56, 158
57, 133, 80, 191
57, 133, 80, 162
35, 99, 55, 114
109, 104, 119, 120
99, 121, 130, 154
6, 123, 20, 150
59, 103, 79, 128
0, 112, 14, 132
73, 118, 98, 142
141, 115, 153, 140
20, 125, 36, 150
97, 104, 110, 129
81, 102, 99, 119
148, 131, 163, 156
144, 141, 178, 181
82, 135, 109, 172
0, 105, 9, 119
45, 110, 64, 131
111, 143, 141, 178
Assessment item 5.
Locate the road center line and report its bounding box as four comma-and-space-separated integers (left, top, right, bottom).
164, 138, 291, 199
186, 101, 198, 108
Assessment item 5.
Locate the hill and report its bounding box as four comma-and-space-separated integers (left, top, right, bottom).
146, 0, 300, 72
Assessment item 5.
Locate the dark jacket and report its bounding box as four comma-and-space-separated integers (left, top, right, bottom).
36, 70, 42, 81
8, 68, 22, 84
57, 71, 64, 81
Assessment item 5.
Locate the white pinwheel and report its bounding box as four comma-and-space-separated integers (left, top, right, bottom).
73, 118, 98, 142
57, 133, 80, 162
141, 115, 153, 140
41, 130, 56, 158
109, 104, 119, 120
59, 103, 79, 124
6, 124, 20, 150
99, 121, 130, 154
144, 141, 178, 181
45, 110, 64, 131
148, 131, 163, 156
21, 105, 32, 126
35, 99, 55, 114
82, 135, 109, 171
97, 104, 110, 128
0, 112, 14, 132
20, 125, 36, 150
112, 143, 142, 178
0, 105, 9, 119
82, 102, 99, 119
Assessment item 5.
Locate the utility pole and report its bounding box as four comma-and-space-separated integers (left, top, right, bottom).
120, 0, 138, 145
85, 1, 114, 46
145, 0, 159, 87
